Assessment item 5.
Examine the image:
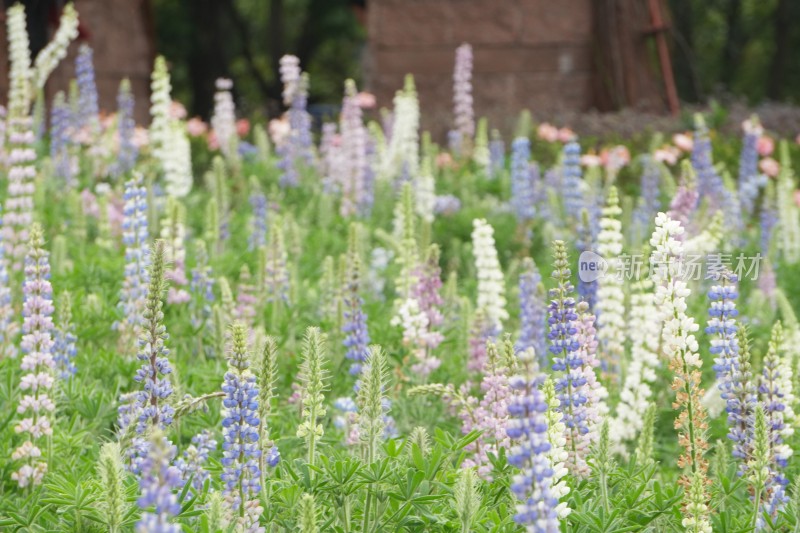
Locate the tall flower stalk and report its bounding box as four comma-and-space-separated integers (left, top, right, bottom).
595, 186, 625, 377
297, 327, 329, 471
12, 224, 56, 488
117, 173, 150, 351
649, 212, 710, 532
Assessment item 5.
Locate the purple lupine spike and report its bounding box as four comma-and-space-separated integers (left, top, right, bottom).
452, 43, 474, 155
339, 80, 369, 218
575, 212, 597, 311
707, 272, 754, 474
248, 190, 268, 251
738, 118, 762, 216
506, 349, 560, 532
562, 141, 584, 224
116, 173, 150, 344
760, 190, 778, 256
75, 44, 100, 136
136, 432, 182, 533
189, 240, 214, 331
50, 91, 75, 186
53, 296, 77, 379
220, 324, 263, 529
277, 55, 315, 187
632, 155, 662, 242
510, 137, 535, 223
113, 79, 138, 177
235, 265, 257, 329
517, 258, 547, 367
342, 254, 370, 376
489, 130, 505, 179
175, 430, 216, 496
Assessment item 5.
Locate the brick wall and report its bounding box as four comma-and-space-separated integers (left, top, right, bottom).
366, 0, 596, 138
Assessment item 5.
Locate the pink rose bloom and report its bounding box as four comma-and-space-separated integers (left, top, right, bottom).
557, 127, 576, 143
356, 91, 376, 109
757, 136, 774, 157
759, 157, 779, 178
673, 133, 693, 152
654, 146, 679, 165
536, 123, 559, 143
236, 118, 251, 137
436, 152, 454, 169
269, 117, 290, 145
169, 101, 187, 120
795, 134, 800, 146
795, 190, 800, 208
580, 154, 601, 167
186, 117, 208, 137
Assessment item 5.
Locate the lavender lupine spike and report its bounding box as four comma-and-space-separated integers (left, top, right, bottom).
452, 43, 474, 155
760, 182, 778, 256
510, 137, 535, 223
3, 114, 37, 272
548, 240, 591, 479
738, 117, 763, 216
113, 79, 138, 177
50, 91, 75, 186
489, 129, 505, 179
53, 291, 77, 379
562, 141, 584, 225
248, 187, 268, 251
631, 155, 662, 243
506, 347, 560, 532
409, 245, 444, 375
189, 240, 214, 331
0, 206, 17, 359
131, 241, 174, 435
517, 258, 547, 367
11, 224, 56, 488
117, 173, 150, 348
220, 323, 264, 531
339, 79, 369, 217
758, 323, 793, 523
175, 430, 217, 496
75, 44, 100, 136
235, 265, 257, 329
342, 230, 370, 376
319, 122, 340, 194
211, 78, 238, 160
160, 199, 189, 305
278, 56, 314, 187
575, 210, 597, 310
666, 160, 699, 239
136, 430, 182, 533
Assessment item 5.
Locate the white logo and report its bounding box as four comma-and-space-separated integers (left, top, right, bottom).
578, 251, 608, 283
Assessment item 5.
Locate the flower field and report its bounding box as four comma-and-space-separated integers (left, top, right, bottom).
3, 5, 800, 533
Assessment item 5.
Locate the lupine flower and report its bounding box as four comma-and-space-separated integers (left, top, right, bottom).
130, 241, 174, 435
393, 184, 419, 305
136, 430, 182, 533
758, 322, 794, 522
113, 78, 139, 177
631, 155, 662, 243
455, 468, 481, 532
357, 346, 390, 465
75, 44, 100, 137
175, 430, 217, 495
666, 160, 699, 238
463, 341, 511, 479
189, 239, 214, 331
210, 156, 231, 247
50, 91, 75, 186
776, 141, 800, 264
211, 78, 238, 160
160, 199, 189, 305
611, 272, 660, 449
649, 212, 711, 530
235, 265, 257, 328
299, 493, 320, 533
319, 122, 341, 194
117, 173, 150, 349
542, 377, 571, 518
473, 117, 490, 173
0, 206, 19, 359
517, 258, 547, 367
415, 156, 436, 224
333, 396, 360, 446
343, 232, 371, 376
3, 114, 37, 270
562, 141, 584, 225
277, 56, 314, 187
53, 291, 77, 379
489, 129, 505, 179
575, 210, 597, 309
150, 56, 193, 197
339, 79, 369, 217
252, 335, 281, 478
510, 137, 536, 222
31, 4, 79, 91
11, 224, 56, 488
408, 245, 444, 375
220, 323, 264, 531
382, 75, 419, 181
506, 347, 560, 532
452, 43, 474, 155
472, 219, 508, 330
574, 301, 608, 459
434, 194, 462, 215
739, 117, 763, 216
97, 442, 129, 533
297, 327, 329, 469
263, 218, 290, 304
595, 187, 625, 377
691, 114, 742, 237
248, 188, 268, 251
